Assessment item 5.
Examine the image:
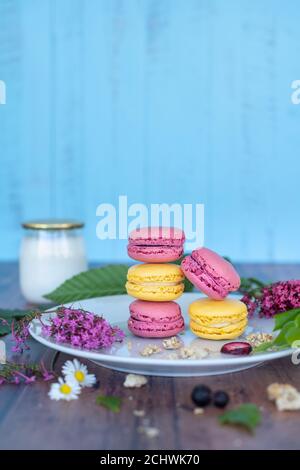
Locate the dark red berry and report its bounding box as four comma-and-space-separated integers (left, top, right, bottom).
221, 341, 252, 356
191, 384, 212, 407
213, 390, 230, 408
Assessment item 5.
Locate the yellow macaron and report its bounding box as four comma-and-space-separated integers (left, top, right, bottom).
189, 298, 248, 340
126, 263, 185, 301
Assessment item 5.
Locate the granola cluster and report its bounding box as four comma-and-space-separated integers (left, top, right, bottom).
267, 383, 300, 411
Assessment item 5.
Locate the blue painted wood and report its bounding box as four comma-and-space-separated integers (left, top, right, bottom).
0, 0, 299, 262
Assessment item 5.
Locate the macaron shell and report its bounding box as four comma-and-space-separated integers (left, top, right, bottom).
188, 298, 248, 340
182, 256, 226, 299
126, 281, 184, 301
128, 317, 185, 338
127, 245, 183, 263
127, 263, 184, 284
181, 248, 240, 299
191, 247, 240, 291
190, 319, 247, 340
128, 299, 185, 338
189, 298, 248, 319
129, 226, 185, 247
129, 299, 182, 322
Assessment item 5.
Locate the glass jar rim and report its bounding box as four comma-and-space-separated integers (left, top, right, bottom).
22, 219, 84, 231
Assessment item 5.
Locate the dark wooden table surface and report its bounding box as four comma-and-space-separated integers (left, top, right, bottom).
0, 262, 300, 450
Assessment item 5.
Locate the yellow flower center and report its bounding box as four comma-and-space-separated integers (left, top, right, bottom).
60, 384, 72, 395
75, 370, 85, 382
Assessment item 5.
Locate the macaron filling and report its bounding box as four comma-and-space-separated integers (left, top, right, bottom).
182, 256, 228, 297
190, 252, 239, 290
128, 244, 183, 259
128, 317, 184, 333
129, 308, 182, 323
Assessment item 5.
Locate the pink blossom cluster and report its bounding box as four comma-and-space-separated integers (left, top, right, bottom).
242, 280, 300, 318
41, 307, 125, 350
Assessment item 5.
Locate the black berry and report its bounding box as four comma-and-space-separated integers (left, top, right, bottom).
92, 380, 100, 390
191, 384, 212, 407
213, 390, 229, 408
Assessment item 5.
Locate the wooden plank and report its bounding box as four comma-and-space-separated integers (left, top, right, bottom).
0, 262, 300, 449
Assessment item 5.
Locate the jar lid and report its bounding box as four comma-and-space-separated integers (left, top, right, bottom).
22, 219, 84, 230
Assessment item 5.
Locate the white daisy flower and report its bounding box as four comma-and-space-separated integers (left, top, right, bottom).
48, 377, 81, 401
62, 358, 96, 388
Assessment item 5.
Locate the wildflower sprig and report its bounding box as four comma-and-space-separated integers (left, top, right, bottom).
0, 360, 55, 385
41, 306, 125, 350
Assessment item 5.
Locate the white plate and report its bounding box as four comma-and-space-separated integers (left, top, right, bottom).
29, 293, 293, 377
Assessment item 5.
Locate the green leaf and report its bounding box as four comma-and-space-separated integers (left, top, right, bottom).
45, 265, 129, 304
285, 327, 300, 346
0, 319, 12, 336
0, 309, 35, 337
96, 395, 122, 413
173, 257, 194, 292
273, 321, 295, 346
0, 308, 31, 320
238, 277, 268, 298
294, 314, 300, 328
219, 404, 261, 432
253, 340, 275, 353
45, 258, 194, 304
183, 277, 194, 292
273, 308, 300, 331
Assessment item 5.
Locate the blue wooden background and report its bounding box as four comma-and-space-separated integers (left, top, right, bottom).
0, 0, 300, 262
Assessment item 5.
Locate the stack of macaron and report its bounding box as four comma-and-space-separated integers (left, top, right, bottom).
181, 247, 248, 340
126, 227, 186, 338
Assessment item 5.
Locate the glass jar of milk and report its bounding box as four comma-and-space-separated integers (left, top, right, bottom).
20, 220, 88, 304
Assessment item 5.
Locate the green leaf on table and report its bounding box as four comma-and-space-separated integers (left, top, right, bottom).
0, 308, 31, 320
0, 309, 33, 337
0, 319, 12, 336
45, 265, 129, 304
45, 259, 194, 304
273, 308, 300, 331
96, 395, 122, 413
218, 403, 261, 432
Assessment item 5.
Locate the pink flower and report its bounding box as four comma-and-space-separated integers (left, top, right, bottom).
242, 280, 300, 318
40, 306, 125, 351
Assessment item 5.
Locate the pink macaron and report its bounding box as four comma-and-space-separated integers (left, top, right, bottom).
128, 299, 185, 338
127, 226, 185, 263
181, 247, 240, 300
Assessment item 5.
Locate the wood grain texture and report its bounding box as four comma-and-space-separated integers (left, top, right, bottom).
0, 262, 300, 450
0, 0, 300, 262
